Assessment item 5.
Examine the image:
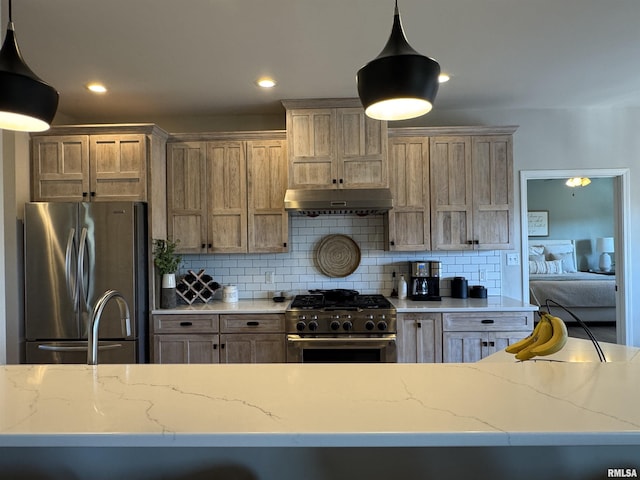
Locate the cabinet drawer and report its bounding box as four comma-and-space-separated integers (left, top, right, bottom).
442, 311, 533, 331
153, 314, 219, 333
220, 314, 285, 333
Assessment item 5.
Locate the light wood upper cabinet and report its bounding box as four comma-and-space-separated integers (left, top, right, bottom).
167, 132, 288, 254
247, 140, 289, 253
283, 99, 388, 189
336, 107, 387, 188
430, 133, 514, 250
207, 141, 247, 253
31, 135, 89, 202
89, 134, 147, 201
386, 136, 430, 251
167, 142, 207, 253
31, 130, 153, 203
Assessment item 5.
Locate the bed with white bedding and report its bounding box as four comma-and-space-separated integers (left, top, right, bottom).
527, 240, 616, 323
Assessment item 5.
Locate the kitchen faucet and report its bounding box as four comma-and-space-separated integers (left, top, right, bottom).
87, 289, 131, 365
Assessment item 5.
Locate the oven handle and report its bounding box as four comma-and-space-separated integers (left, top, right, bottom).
287, 335, 396, 347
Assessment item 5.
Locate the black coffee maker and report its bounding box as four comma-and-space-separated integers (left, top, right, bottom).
409, 261, 441, 301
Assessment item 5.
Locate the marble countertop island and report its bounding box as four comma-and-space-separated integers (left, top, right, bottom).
2, 343, 640, 449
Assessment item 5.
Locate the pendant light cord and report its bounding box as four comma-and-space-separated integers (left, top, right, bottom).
8, 0, 12, 22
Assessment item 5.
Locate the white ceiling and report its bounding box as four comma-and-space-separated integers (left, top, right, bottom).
8, 0, 640, 125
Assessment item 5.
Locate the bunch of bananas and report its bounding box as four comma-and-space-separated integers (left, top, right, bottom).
505, 313, 568, 361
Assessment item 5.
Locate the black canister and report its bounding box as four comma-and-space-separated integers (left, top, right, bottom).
451, 277, 468, 299
470, 285, 488, 298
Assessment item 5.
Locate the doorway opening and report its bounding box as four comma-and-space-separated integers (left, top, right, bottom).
520, 169, 630, 345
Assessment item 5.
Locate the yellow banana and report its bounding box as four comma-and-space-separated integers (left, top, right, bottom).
505, 314, 547, 354
529, 315, 568, 357
515, 317, 554, 360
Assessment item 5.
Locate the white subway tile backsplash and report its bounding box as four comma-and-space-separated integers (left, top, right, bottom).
179, 215, 502, 299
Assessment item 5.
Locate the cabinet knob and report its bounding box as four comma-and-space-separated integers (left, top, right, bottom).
90, 191, 96, 197
390, 241, 395, 246
339, 178, 343, 184
467, 240, 474, 245
482, 341, 488, 347
474, 240, 480, 245
283, 242, 287, 248
201, 243, 206, 249
82, 192, 88, 197
220, 344, 225, 349
417, 322, 421, 328
332, 179, 337, 184
213, 344, 218, 350
208, 243, 212, 249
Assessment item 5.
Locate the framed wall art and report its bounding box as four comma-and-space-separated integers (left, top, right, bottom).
527, 211, 549, 237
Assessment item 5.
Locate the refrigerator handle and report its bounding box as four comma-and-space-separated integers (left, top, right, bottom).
65, 228, 78, 310
78, 227, 90, 311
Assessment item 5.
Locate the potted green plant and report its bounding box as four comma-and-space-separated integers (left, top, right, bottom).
153, 239, 182, 308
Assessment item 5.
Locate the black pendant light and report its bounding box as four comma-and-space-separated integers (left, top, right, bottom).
357, 1, 440, 121
0, 0, 58, 132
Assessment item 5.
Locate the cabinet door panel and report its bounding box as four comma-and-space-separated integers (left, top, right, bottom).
167, 142, 207, 253
31, 135, 89, 201
472, 136, 514, 249
443, 331, 484, 363
154, 334, 219, 364
430, 136, 473, 250
90, 134, 146, 201
220, 334, 286, 363
288, 109, 335, 189
397, 313, 442, 363
247, 140, 288, 252
338, 108, 387, 188
207, 141, 247, 253
387, 137, 429, 250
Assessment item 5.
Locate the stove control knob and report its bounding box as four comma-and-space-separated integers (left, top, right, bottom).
342, 321, 353, 331
296, 321, 306, 331
377, 321, 388, 331
365, 320, 376, 331
308, 321, 319, 331
330, 320, 341, 331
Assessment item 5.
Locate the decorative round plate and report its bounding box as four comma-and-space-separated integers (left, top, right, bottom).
315, 234, 361, 278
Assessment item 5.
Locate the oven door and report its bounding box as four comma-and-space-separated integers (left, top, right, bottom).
286, 334, 397, 363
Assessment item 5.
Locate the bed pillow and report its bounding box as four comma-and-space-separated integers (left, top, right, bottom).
529, 259, 563, 274
549, 252, 577, 273
528, 245, 545, 256
528, 254, 545, 262
543, 243, 574, 258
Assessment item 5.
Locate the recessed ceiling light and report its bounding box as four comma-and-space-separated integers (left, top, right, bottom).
438, 73, 451, 84
256, 78, 276, 88
86, 83, 107, 94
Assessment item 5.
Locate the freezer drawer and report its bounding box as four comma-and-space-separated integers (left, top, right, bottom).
26, 340, 137, 364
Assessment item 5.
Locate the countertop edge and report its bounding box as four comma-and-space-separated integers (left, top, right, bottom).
2, 431, 639, 448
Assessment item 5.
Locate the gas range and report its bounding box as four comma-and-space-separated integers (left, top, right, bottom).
285, 291, 396, 335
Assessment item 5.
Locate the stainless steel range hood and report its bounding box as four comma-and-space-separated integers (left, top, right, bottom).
284, 188, 393, 216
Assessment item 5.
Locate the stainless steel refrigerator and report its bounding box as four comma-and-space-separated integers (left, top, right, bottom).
24, 202, 149, 364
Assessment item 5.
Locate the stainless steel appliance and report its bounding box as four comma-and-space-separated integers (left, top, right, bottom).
284, 188, 393, 216
409, 261, 441, 301
285, 289, 397, 362
24, 202, 148, 364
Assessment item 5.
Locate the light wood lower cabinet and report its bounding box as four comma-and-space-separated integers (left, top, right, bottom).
152, 313, 286, 364
441, 311, 533, 363
152, 314, 220, 364
219, 314, 286, 363
396, 313, 442, 363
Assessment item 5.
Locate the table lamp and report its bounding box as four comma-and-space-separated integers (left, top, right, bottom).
596, 237, 614, 272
